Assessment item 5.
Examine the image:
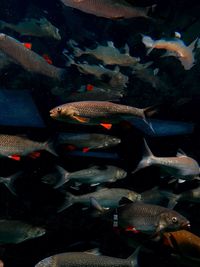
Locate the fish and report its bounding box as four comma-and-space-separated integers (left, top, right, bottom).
142, 35, 197, 70
59, 188, 141, 211
56, 132, 121, 151
35, 248, 140, 267
42, 165, 127, 188
98, 202, 190, 235
132, 139, 200, 181
0, 134, 57, 158
49, 101, 156, 129
0, 33, 66, 80
0, 17, 61, 40
0, 220, 45, 244
162, 230, 200, 260
60, 0, 153, 19
68, 40, 140, 67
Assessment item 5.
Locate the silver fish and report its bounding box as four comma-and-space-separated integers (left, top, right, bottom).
132, 139, 200, 180
0, 33, 66, 79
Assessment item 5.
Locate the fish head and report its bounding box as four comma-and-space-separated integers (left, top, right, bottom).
35, 256, 54, 267
0, 34, 6, 41
104, 136, 121, 147
50, 104, 75, 120
29, 226, 46, 239
116, 168, 127, 180
157, 211, 190, 233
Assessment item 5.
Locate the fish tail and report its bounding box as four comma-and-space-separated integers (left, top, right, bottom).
128, 246, 141, 267
54, 165, 70, 188
144, 105, 158, 117
132, 139, 154, 174
44, 139, 58, 156
160, 191, 180, 209
57, 192, 76, 212
0, 171, 22, 196
63, 50, 76, 67
73, 47, 84, 57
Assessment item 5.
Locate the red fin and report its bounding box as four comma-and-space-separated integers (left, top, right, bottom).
82, 147, 90, 153
28, 151, 41, 159
86, 84, 94, 91
42, 54, 53, 65
23, 43, 32, 49
100, 123, 112, 130
9, 155, 21, 161
66, 145, 76, 151
125, 226, 140, 234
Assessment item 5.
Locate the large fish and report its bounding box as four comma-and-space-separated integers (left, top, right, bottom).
50, 101, 156, 128
35, 249, 139, 267
0, 134, 57, 158
0, 220, 45, 244
42, 165, 127, 188
0, 17, 61, 40
60, 0, 153, 19
132, 139, 200, 181
0, 33, 66, 79
60, 188, 141, 211
57, 132, 121, 150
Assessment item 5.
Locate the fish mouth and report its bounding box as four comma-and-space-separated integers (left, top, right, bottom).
49, 110, 56, 118
181, 221, 191, 230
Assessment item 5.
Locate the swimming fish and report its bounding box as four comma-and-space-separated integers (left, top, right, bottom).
60, 0, 153, 19
0, 220, 45, 244
35, 249, 140, 267
49, 101, 156, 129
42, 165, 127, 188
0, 17, 61, 40
60, 188, 141, 211
69, 40, 140, 67
0, 33, 66, 79
57, 132, 121, 151
142, 35, 197, 70
0, 134, 57, 158
132, 139, 200, 181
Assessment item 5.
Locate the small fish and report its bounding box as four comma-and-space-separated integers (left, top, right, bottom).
142, 35, 197, 70
0, 220, 45, 244
42, 165, 127, 188
49, 101, 156, 129
57, 132, 121, 150
0, 33, 66, 80
110, 202, 190, 235
35, 248, 140, 267
0, 134, 57, 158
0, 17, 61, 40
162, 230, 200, 260
60, 0, 153, 19
132, 139, 200, 181
60, 188, 141, 211
69, 40, 140, 67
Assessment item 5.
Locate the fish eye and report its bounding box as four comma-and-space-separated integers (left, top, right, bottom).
57, 107, 62, 113
172, 217, 178, 223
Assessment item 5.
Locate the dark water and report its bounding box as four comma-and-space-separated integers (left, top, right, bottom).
0, 0, 199, 266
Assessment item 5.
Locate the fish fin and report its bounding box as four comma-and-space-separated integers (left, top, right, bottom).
175, 32, 181, 39
125, 226, 140, 234
160, 191, 179, 209
0, 171, 22, 196
128, 246, 140, 267
142, 35, 154, 48
176, 149, 187, 157
132, 139, 153, 175
42, 54, 53, 65
73, 47, 84, 57
28, 151, 41, 159
23, 43, 32, 49
54, 165, 70, 188
44, 139, 58, 156
82, 147, 90, 153
107, 41, 115, 48
100, 123, 112, 130
119, 197, 133, 206
90, 197, 105, 213
91, 183, 100, 187
124, 43, 130, 54
178, 178, 186, 184
86, 84, 94, 91
8, 155, 21, 161
188, 38, 198, 51
84, 248, 101, 256
57, 192, 75, 212
72, 115, 90, 123
144, 105, 158, 118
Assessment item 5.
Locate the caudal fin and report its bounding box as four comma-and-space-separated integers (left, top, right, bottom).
54, 165, 70, 188
0, 171, 22, 196
57, 192, 76, 212
132, 139, 154, 175
128, 246, 141, 267
45, 139, 58, 156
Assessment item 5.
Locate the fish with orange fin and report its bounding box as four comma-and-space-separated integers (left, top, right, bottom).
142, 35, 197, 70
50, 101, 157, 131
162, 230, 200, 261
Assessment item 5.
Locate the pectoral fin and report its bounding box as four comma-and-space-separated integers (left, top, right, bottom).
72, 115, 90, 123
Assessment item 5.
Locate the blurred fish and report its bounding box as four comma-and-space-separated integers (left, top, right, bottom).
60, 188, 141, 211
50, 101, 156, 130
142, 35, 197, 70
0, 134, 57, 159
0, 17, 61, 40
42, 165, 127, 188
57, 132, 121, 151
132, 139, 199, 181
68, 40, 140, 67
0, 220, 45, 244
162, 230, 200, 260
101, 202, 190, 235
35, 248, 140, 267
60, 0, 153, 19
0, 33, 66, 79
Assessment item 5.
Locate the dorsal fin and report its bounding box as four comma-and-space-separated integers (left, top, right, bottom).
176, 149, 187, 157
188, 38, 198, 51
143, 139, 154, 157
124, 43, 130, 54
